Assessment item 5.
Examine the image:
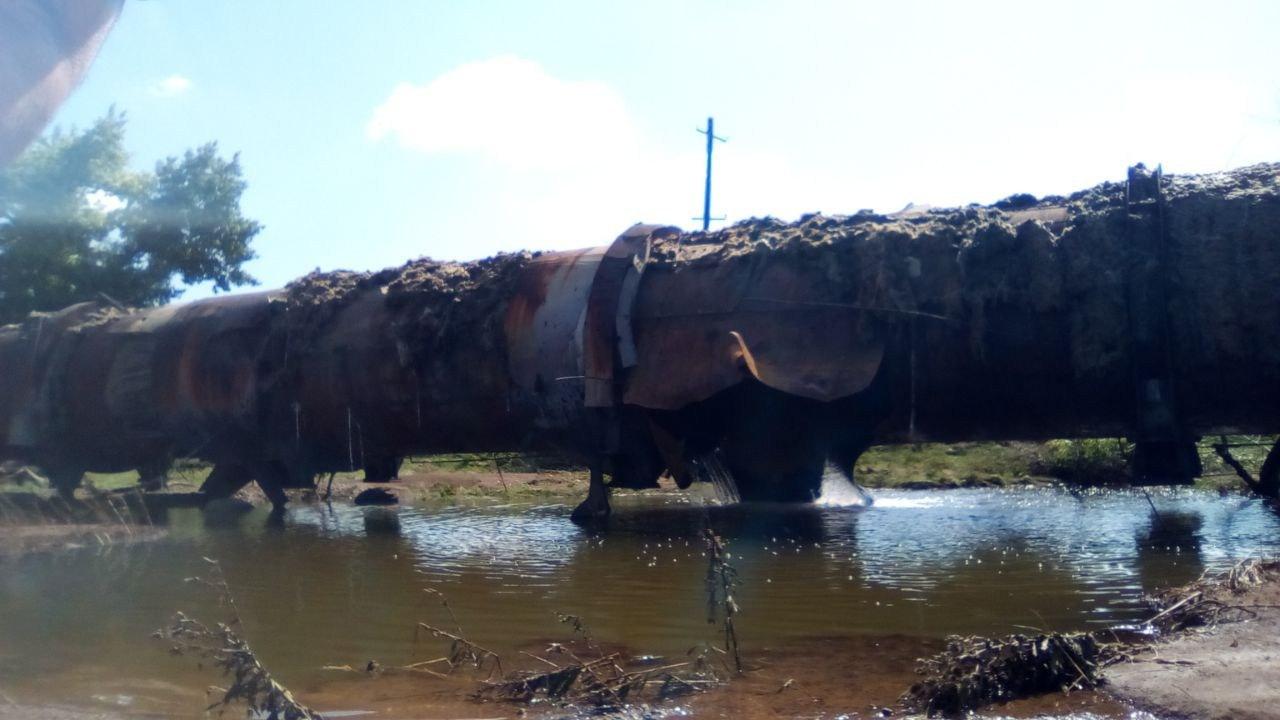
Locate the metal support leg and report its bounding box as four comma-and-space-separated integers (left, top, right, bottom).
362, 455, 402, 483
137, 458, 170, 492
1133, 439, 1202, 486
254, 462, 290, 510
1260, 438, 1280, 499
1124, 165, 1199, 486
570, 459, 610, 524
199, 462, 253, 501
48, 465, 83, 500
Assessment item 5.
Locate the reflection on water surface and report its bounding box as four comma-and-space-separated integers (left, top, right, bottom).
1, 486, 1276, 716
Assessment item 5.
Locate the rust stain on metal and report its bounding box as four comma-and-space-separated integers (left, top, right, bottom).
623, 253, 886, 409
2, 162, 1278, 507
582, 224, 678, 407
504, 247, 603, 432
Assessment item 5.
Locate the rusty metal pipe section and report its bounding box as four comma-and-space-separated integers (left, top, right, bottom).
1, 163, 1278, 512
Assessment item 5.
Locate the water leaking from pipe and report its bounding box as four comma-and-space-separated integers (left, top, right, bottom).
691, 452, 740, 505
816, 465, 875, 507
908, 316, 917, 442
346, 407, 354, 472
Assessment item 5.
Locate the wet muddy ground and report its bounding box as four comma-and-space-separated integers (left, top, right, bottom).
2, 486, 1278, 718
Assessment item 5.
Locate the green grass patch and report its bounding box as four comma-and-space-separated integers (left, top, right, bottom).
857, 442, 1041, 488
858, 436, 1276, 490
82, 471, 141, 492
413, 452, 581, 473
2, 436, 1273, 498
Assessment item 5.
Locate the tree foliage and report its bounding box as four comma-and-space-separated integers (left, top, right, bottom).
0, 110, 259, 324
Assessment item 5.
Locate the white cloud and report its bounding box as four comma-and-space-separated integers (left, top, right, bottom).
366, 56, 877, 255
367, 56, 693, 251
150, 74, 191, 97
368, 55, 639, 171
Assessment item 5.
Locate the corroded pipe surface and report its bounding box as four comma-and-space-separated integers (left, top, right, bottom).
635, 164, 1280, 442
1, 163, 1277, 509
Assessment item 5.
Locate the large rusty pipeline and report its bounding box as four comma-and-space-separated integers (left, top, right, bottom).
1, 163, 1278, 514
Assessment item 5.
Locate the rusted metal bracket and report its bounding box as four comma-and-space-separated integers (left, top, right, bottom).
580, 225, 677, 466
1124, 164, 1200, 484
583, 224, 677, 409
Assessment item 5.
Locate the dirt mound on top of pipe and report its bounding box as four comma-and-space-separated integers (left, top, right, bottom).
281, 252, 533, 348
282, 267, 392, 341
283, 252, 533, 305
384, 253, 531, 296
382, 253, 533, 352
648, 163, 1278, 330
646, 193, 1078, 366
645, 163, 1280, 435
382, 253, 533, 407
277, 252, 535, 433
5, 300, 129, 334
286, 268, 374, 308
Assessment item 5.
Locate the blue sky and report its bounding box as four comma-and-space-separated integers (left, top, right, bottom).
49, 0, 1280, 296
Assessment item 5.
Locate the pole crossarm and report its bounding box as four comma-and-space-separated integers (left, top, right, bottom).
697, 117, 726, 231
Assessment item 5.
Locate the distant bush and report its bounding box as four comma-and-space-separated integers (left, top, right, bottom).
1033, 439, 1133, 485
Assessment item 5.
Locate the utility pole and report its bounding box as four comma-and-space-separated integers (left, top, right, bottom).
696, 117, 726, 231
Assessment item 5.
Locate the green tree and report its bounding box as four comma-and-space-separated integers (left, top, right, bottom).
0, 110, 259, 323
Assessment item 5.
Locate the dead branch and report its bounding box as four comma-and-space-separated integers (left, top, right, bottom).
703, 528, 742, 674
415, 622, 503, 677
1145, 557, 1280, 630
903, 632, 1117, 715
156, 558, 320, 719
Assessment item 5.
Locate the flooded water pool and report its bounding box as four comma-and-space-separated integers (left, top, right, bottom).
2, 485, 1277, 717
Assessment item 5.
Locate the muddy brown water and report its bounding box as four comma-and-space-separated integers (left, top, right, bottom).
2, 485, 1278, 718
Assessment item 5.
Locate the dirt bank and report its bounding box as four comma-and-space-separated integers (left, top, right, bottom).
286, 466, 595, 505
1107, 559, 1280, 720
680, 635, 1136, 720
890, 558, 1280, 718
5, 633, 1139, 720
